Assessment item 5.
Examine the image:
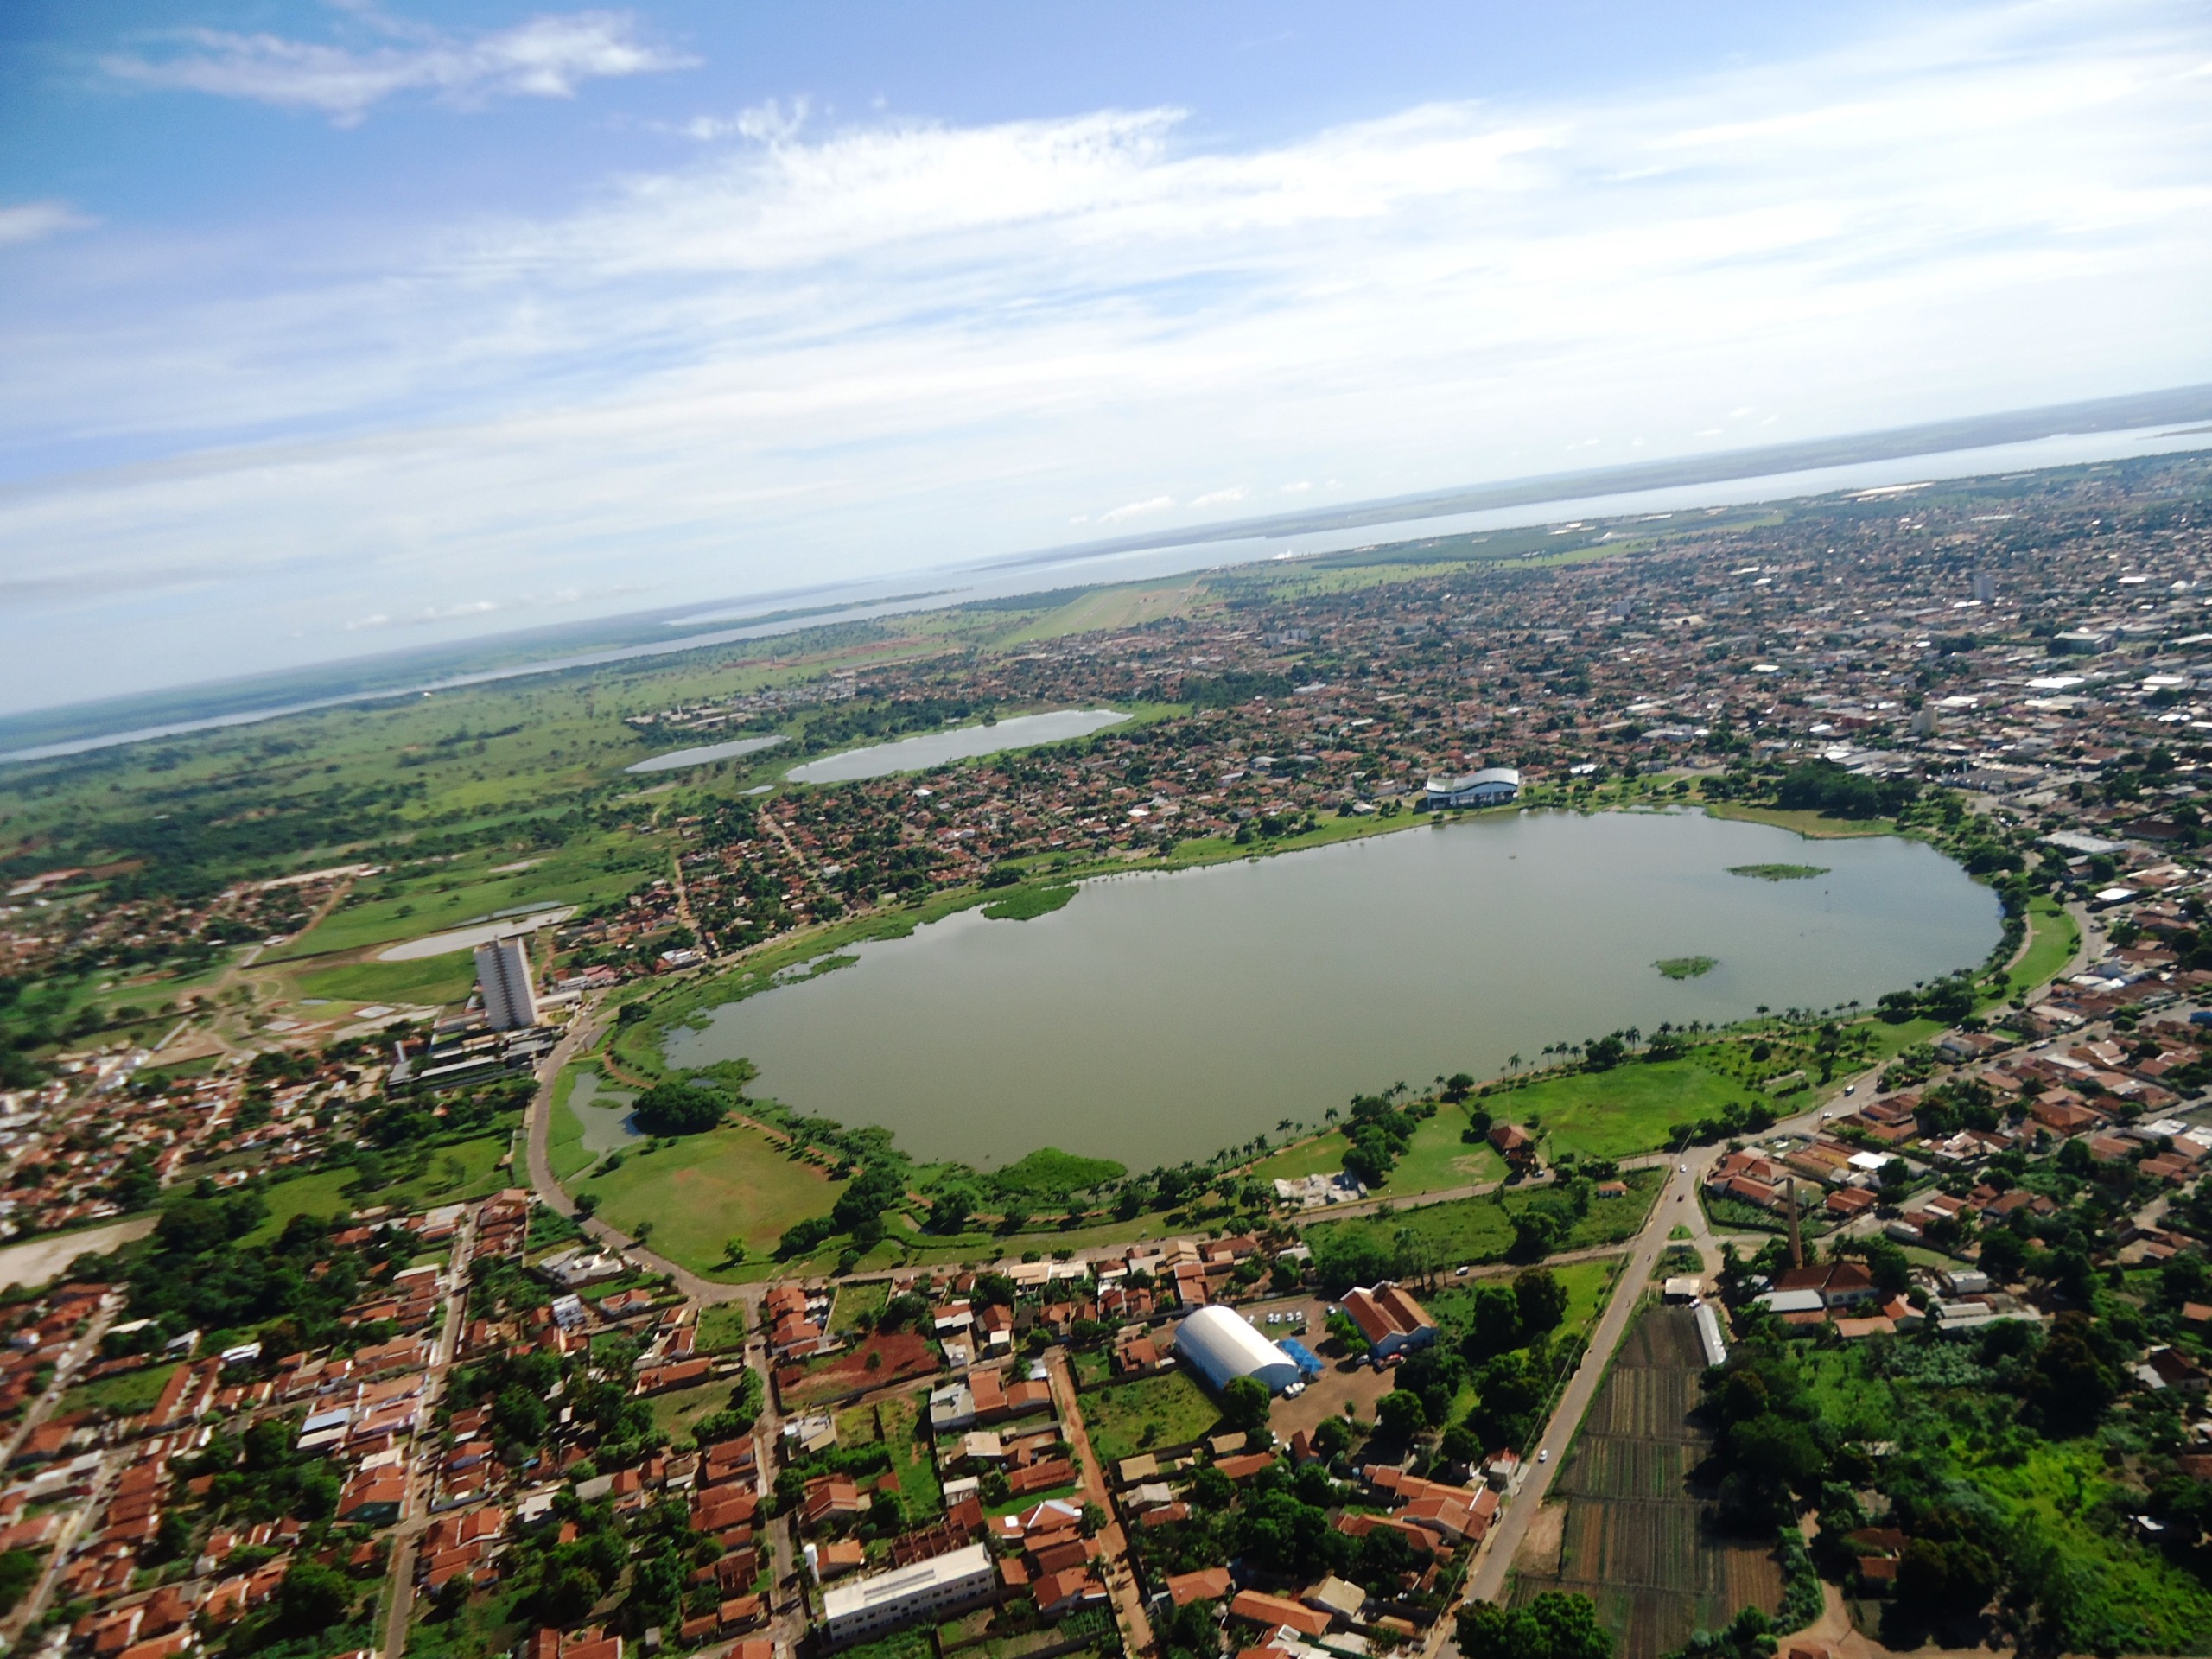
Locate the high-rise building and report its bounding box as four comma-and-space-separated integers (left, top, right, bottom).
474, 935, 538, 1030
1973, 571, 1995, 602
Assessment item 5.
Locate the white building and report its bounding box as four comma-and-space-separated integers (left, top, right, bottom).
821, 1542, 996, 1644
1172, 1305, 1301, 1395
474, 936, 538, 1030
1419, 767, 1522, 810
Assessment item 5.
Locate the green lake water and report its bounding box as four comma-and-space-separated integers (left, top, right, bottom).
664, 809, 2000, 1166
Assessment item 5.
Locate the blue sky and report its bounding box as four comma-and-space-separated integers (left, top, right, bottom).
3, 1, 2209, 714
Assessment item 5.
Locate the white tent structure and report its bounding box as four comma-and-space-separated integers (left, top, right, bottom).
1173, 1305, 1302, 1394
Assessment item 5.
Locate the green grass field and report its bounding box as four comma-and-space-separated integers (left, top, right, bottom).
575, 1119, 846, 1274
1249, 1112, 1503, 1198
1998, 895, 2080, 999
1303, 1168, 1662, 1270
1380, 1113, 1507, 1196
648, 1376, 746, 1446
59, 1359, 179, 1417
696, 1303, 751, 1354
830, 1281, 889, 1332
268, 836, 645, 963
1081, 1369, 1223, 1465
294, 953, 476, 1007
1703, 802, 1895, 838
244, 1128, 517, 1244
1486, 1061, 1759, 1160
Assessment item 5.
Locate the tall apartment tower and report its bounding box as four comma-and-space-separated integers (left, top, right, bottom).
474, 935, 539, 1031
1973, 571, 1995, 602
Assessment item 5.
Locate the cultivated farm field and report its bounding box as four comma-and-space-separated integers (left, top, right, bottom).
1512, 1306, 1782, 1659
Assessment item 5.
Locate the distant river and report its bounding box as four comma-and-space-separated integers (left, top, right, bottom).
785, 709, 1128, 784
665, 809, 1999, 1166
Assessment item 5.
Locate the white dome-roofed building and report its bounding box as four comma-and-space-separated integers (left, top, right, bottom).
1172, 1305, 1302, 1395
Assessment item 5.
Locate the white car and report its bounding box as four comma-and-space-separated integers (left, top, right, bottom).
1456, 1265, 1471, 1277
1538, 1448, 1549, 1464
1284, 1382, 1306, 1398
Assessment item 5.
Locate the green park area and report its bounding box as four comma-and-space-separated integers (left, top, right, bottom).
1486, 1060, 1766, 1160
265, 834, 649, 964
1302, 1167, 1662, 1281
293, 950, 477, 1009
243, 1125, 518, 1246
1997, 893, 2080, 1000
574, 1116, 847, 1272
1081, 1368, 1224, 1465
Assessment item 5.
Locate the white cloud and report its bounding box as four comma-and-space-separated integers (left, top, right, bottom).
1192, 486, 1248, 508
680, 97, 810, 144
102, 8, 691, 125
6, 0, 2212, 709
0, 201, 93, 249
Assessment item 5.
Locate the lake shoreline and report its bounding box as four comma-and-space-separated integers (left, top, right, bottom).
633, 803, 2001, 1167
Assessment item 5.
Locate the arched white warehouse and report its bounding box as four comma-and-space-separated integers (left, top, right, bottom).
1172, 1305, 1302, 1395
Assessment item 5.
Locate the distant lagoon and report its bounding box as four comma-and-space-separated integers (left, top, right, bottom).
626, 733, 788, 774
785, 709, 1128, 784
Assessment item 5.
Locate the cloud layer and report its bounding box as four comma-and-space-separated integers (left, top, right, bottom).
5, 0, 2212, 712
102, 8, 690, 124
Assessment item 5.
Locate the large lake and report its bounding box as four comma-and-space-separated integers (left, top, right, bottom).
665, 810, 2001, 1166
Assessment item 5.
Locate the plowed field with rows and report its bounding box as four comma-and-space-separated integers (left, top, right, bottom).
1511, 1306, 1782, 1659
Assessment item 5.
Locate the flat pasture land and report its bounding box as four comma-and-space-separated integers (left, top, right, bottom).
267, 836, 642, 963
242, 1127, 517, 1246
1079, 1369, 1222, 1465
1513, 1306, 1781, 1659
576, 1120, 845, 1275
1251, 1112, 1503, 1198
1487, 1061, 1760, 1160
1427, 1256, 1618, 1347
1302, 1167, 1661, 1271
294, 952, 475, 1009
1702, 802, 1894, 839
1381, 1112, 1506, 1195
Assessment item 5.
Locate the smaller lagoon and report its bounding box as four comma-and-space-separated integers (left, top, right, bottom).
627, 734, 788, 774
786, 709, 1128, 784
564, 1069, 642, 1171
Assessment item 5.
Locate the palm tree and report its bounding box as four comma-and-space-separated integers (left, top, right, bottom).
1277, 1117, 1294, 1134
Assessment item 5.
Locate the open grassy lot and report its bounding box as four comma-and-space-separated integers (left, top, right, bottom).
830, 1281, 889, 1333
1999, 893, 2080, 997
696, 1304, 751, 1355
294, 953, 475, 1008
243, 1126, 517, 1244
59, 1359, 180, 1418
575, 1120, 845, 1274
1302, 1167, 1662, 1271
647, 1375, 746, 1446
1381, 1112, 1507, 1195
1080, 1368, 1223, 1465
1485, 1062, 1761, 1160
1250, 1112, 1503, 1198
1427, 1255, 1619, 1346
268, 835, 648, 963
1703, 802, 1895, 839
